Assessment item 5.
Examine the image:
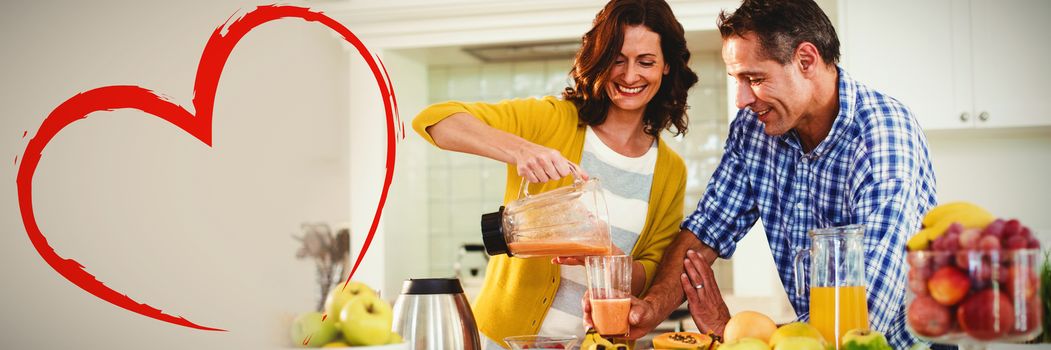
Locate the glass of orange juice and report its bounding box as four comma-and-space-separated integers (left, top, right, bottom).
793, 224, 870, 348
585, 255, 632, 337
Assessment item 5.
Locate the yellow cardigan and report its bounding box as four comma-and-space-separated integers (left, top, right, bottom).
412, 96, 686, 347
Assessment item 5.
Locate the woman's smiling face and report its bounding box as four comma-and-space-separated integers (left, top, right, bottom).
605, 25, 669, 115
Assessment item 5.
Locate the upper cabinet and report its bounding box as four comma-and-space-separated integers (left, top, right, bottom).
839, 0, 1051, 130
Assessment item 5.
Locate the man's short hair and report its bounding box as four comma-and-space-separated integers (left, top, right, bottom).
717, 0, 840, 66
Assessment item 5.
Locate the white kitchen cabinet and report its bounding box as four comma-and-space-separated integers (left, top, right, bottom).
968, 0, 1051, 128
839, 0, 1051, 130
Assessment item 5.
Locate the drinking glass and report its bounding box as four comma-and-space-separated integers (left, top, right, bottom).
585, 255, 632, 337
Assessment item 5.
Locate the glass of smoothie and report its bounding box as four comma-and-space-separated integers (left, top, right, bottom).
585, 255, 632, 337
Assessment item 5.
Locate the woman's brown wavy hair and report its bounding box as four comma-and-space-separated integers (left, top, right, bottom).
563, 0, 698, 137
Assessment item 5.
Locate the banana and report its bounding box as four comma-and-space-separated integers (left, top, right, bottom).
909, 201, 995, 250
581, 328, 615, 350
906, 230, 931, 251
921, 201, 992, 228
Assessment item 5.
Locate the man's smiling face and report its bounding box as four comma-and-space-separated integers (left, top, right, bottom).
723, 32, 811, 136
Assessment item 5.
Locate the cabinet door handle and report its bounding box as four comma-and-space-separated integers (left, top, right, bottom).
959, 112, 970, 122
978, 111, 990, 121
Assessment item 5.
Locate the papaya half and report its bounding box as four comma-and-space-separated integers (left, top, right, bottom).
653, 332, 714, 350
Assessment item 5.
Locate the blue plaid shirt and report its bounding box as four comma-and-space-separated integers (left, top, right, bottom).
682, 67, 937, 348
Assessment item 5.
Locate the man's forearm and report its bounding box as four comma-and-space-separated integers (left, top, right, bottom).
642, 229, 716, 318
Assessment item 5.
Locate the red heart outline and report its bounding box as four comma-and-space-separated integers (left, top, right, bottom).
15, 5, 400, 331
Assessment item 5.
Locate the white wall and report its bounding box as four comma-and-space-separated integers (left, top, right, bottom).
0, 1, 355, 348
373, 50, 432, 297
927, 128, 1051, 234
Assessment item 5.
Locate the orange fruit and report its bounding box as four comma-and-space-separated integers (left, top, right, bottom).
723, 310, 777, 343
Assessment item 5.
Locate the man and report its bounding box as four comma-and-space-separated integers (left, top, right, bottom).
584, 0, 938, 348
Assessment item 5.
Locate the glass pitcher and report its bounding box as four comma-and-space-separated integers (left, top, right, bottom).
793, 224, 870, 348
480, 173, 612, 258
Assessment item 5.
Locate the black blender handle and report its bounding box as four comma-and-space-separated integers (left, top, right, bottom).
462, 244, 486, 252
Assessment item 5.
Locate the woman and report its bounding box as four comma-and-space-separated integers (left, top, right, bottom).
412, 0, 696, 347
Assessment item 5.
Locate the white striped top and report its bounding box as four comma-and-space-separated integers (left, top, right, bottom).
535, 126, 657, 338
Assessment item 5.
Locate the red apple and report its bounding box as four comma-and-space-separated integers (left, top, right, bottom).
957, 289, 1015, 340
908, 295, 952, 337
928, 266, 971, 306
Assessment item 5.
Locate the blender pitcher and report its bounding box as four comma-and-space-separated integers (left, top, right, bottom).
480, 170, 612, 258
793, 224, 870, 348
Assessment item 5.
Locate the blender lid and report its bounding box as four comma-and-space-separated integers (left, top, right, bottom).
401, 278, 465, 294
480, 207, 510, 256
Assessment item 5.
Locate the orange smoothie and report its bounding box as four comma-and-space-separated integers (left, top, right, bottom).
591, 298, 630, 336
507, 241, 610, 257
810, 285, 869, 348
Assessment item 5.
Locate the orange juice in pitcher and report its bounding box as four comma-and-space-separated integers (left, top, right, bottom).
793, 225, 870, 349
809, 285, 869, 346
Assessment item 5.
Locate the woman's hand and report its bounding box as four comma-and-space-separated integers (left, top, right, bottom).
680, 249, 731, 336
512, 142, 589, 183
582, 291, 658, 340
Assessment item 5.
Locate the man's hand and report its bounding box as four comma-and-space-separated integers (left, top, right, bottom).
680, 249, 731, 336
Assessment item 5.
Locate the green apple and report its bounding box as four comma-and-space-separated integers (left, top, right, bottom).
323, 280, 378, 318
321, 341, 350, 348
771, 336, 825, 350
768, 322, 826, 348
339, 293, 393, 346
841, 328, 891, 350
720, 337, 772, 350
289, 311, 339, 348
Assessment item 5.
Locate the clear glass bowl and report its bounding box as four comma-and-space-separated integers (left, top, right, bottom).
503, 335, 579, 349
905, 249, 1044, 348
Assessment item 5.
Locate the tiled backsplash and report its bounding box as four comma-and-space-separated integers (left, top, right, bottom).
423, 53, 734, 290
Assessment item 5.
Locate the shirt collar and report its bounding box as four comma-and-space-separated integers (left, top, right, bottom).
780, 66, 857, 159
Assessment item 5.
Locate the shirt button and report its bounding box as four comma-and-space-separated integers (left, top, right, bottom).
796, 203, 804, 209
